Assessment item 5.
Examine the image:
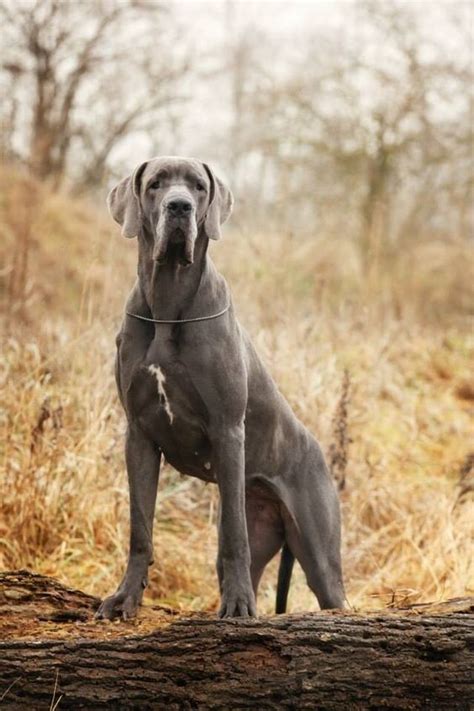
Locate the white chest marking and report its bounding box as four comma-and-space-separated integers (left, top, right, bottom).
148, 365, 174, 424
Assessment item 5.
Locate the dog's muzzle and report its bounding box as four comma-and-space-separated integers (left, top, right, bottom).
154, 196, 198, 266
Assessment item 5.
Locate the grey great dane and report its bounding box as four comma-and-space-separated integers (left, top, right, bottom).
96, 156, 345, 620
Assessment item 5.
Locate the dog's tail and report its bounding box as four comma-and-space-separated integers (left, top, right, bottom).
275, 541, 295, 614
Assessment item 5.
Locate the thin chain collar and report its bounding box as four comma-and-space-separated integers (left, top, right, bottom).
126, 302, 230, 325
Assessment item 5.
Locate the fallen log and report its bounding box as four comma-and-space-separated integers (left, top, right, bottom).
0, 571, 472, 710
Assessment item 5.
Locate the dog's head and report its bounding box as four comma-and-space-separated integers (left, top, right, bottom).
107, 156, 233, 266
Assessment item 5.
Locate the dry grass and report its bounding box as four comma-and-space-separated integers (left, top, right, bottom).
1, 166, 473, 614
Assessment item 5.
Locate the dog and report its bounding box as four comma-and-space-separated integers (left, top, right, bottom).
96, 156, 345, 619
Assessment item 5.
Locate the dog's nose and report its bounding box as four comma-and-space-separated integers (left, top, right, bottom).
167, 199, 193, 216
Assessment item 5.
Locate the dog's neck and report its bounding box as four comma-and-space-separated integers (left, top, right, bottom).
136, 226, 225, 322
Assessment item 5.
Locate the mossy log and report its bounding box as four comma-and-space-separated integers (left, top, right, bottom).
0, 571, 473, 710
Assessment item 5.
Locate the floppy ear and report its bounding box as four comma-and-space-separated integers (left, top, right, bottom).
202, 163, 233, 241
106, 162, 148, 238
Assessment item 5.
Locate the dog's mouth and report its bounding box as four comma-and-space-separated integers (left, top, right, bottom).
154, 221, 197, 267
163, 230, 190, 266
169, 227, 186, 245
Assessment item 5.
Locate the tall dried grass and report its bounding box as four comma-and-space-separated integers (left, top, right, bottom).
1, 166, 473, 613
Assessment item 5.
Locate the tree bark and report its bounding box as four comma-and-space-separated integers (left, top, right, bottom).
0, 571, 472, 710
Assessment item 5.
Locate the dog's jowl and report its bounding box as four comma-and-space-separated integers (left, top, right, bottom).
96, 156, 345, 620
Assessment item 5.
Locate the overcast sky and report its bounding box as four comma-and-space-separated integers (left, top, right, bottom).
110, 0, 472, 178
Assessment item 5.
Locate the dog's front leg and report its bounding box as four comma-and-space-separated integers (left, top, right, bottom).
96, 424, 160, 620
213, 423, 256, 618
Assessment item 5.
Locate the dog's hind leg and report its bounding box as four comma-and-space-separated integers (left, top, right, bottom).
283, 444, 345, 610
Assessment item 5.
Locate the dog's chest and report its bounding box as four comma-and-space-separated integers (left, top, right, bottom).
129, 358, 214, 482
147, 363, 176, 425
142, 356, 203, 427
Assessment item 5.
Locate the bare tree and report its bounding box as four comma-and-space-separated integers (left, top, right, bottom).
0, 0, 189, 187
222, 1, 473, 250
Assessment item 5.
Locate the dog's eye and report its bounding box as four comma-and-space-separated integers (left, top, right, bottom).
149, 180, 161, 190
196, 181, 206, 192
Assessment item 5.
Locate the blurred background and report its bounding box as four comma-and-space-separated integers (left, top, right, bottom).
1, 0, 473, 614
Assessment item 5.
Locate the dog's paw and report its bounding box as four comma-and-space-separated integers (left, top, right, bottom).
95, 588, 143, 621
218, 585, 257, 618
